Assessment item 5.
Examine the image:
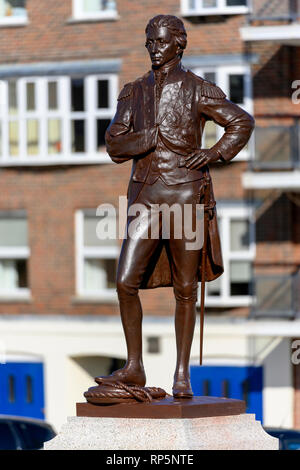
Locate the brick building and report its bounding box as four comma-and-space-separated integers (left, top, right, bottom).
0, 0, 299, 432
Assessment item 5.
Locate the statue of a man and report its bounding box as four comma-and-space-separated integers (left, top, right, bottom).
99, 15, 254, 398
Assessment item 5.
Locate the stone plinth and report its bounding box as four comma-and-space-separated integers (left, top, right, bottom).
44, 396, 278, 450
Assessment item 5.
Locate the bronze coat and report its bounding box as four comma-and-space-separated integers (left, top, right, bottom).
105, 63, 255, 288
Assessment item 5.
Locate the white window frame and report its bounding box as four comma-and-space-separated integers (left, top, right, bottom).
75, 210, 119, 302
201, 202, 255, 307
0, 74, 118, 166
72, 0, 118, 21
193, 64, 254, 161
0, 0, 28, 26
0, 213, 30, 300
181, 0, 250, 16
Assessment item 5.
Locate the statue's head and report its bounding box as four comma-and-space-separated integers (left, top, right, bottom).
145, 15, 187, 68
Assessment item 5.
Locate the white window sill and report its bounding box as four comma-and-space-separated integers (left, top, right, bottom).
0, 291, 31, 303
67, 13, 119, 23
72, 292, 118, 304
182, 7, 249, 17
0, 17, 28, 27
200, 296, 252, 308
0, 153, 114, 167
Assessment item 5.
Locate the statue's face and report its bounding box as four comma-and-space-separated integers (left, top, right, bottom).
145, 26, 180, 68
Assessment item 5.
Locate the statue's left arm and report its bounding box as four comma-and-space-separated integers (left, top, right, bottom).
185, 80, 255, 169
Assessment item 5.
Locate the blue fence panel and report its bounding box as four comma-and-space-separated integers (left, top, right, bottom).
0, 362, 44, 420
190, 365, 263, 423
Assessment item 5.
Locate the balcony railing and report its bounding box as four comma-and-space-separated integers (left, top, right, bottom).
250, 271, 300, 319
248, 0, 300, 23
250, 118, 300, 170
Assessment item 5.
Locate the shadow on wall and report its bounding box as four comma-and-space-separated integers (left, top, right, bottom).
256, 193, 293, 243
252, 45, 297, 99
71, 355, 126, 380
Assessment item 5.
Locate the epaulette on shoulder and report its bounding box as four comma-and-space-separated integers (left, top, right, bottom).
201, 79, 226, 100
117, 82, 133, 101
187, 70, 226, 100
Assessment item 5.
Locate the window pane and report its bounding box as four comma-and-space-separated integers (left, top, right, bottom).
71, 120, 85, 152
83, 0, 116, 12
48, 82, 58, 110
8, 375, 15, 402
0, 217, 27, 246
27, 119, 39, 155
71, 78, 84, 112
84, 258, 116, 290
0, 0, 26, 18
242, 379, 249, 407
230, 261, 251, 296
203, 0, 217, 8
84, 214, 117, 247
97, 119, 110, 151
26, 82, 35, 111
255, 127, 291, 167
25, 375, 33, 403
204, 72, 216, 83
202, 380, 211, 396
204, 121, 217, 148
229, 74, 244, 104
97, 80, 109, 109
83, 0, 101, 12
206, 276, 221, 296
222, 380, 230, 398
226, 0, 247, 6
147, 337, 160, 354
8, 81, 17, 115
9, 121, 19, 156
16, 259, 28, 287
230, 219, 249, 251
0, 259, 28, 289
230, 261, 251, 282
48, 119, 62, 154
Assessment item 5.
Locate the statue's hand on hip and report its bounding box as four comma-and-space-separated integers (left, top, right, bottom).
181, 149, 219, 170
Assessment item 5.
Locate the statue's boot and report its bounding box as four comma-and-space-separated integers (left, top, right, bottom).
172, 298, 196, 399
96, 287, 146, 387
95, 364, 146, 387
172, 378, 194, 398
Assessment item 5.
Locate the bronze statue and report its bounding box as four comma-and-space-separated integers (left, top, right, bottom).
93, 15, 254, 400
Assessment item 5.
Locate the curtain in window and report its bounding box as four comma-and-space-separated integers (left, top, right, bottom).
0, 1, 26, 18
83, 0, 102, 12
0, 260, 18, 289
84, 259, 106, 291
83, 0, 116, 12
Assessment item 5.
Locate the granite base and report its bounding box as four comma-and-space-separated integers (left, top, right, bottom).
44, 413, 278, 450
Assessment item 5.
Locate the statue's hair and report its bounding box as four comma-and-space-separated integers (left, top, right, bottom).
145, 15, 187, 55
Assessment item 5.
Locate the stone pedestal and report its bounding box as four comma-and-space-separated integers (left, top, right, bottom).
44, 397, 278, 450
44, 414, 278, 450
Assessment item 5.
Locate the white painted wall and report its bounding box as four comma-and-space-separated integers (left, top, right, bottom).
0, 316, 298, 431
263, 338, 294, 428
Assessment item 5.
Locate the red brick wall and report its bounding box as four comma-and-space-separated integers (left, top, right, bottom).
0, 0, 247, 80
0, 164, 127, 315
0, 1, 252, 317
0, 1, 298, 318
0, 160, 248, 316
